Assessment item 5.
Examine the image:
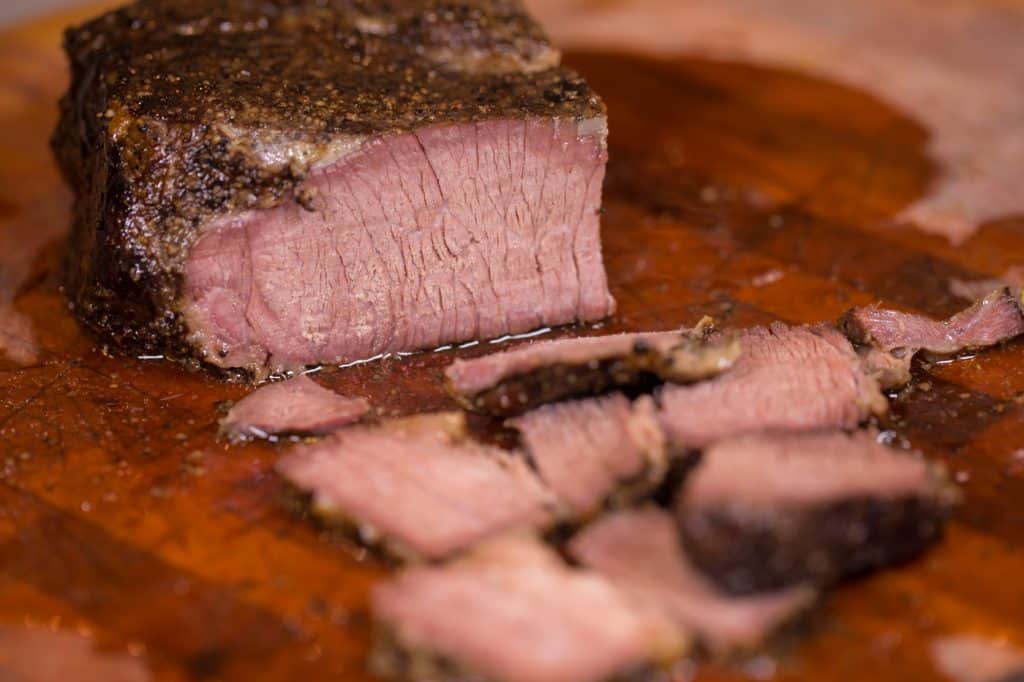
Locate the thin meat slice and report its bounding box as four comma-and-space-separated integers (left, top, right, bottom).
843, 287, 1024, 356
371, 534, 689, 682
219, 374, 370, 441
509, 394, 666, 517
658, 323, 887, 449
445, 320, 740, 416
277, 413, 554, 560
569, 507, 815, 655
931, 636, 1024, 682
676, 431, 957, 594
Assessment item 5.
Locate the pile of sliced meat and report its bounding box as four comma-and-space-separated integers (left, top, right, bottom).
268, 289, 1023, 682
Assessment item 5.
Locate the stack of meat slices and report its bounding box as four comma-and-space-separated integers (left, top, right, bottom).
270, 289, 1022, 682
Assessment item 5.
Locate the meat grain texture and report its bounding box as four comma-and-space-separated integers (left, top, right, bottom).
658, 323, 887, 448
53, 0, 614, 377
219, 374, 369, 441
276, 412, 555, 560
509, 394, 667, 517
372, 534, 687, 682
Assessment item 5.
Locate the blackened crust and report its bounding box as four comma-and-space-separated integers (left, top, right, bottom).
53, 0, 605, 370
452, 334, 739, 418
370, 622, 664, 682
678, 495, 954, 595
454, 356, 665, 417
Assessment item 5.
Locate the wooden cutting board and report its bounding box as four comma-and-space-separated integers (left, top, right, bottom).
1, 3, 1023, 681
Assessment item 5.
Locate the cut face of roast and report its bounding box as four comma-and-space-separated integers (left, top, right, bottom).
54, 0, 613, 375
509, 394, 667, 517
371, 534, 688, 682
569, 507, 815, 655
184, 119, 614, 374
657, 324, 888, 449
445, 321, 739, 416
276, 413, 554, 560
676, 431, 957, 594
219, 374, 369, 441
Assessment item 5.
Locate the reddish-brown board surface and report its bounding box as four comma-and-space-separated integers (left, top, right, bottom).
1, 3, 1023, 681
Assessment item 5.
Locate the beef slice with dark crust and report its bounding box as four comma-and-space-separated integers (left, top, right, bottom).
446, 319, 740, 417
371, 534, 689, 682
675, 431, 957, 595
54, 0, 614, 378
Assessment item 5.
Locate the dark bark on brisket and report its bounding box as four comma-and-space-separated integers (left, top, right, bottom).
679, 495, 951, 595
675, 431, 957, 595
54, 0, 612, 376
446, 321, 740, 417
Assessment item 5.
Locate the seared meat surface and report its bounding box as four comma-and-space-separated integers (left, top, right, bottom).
54, 0, 613, 376
676, 431, 957, 594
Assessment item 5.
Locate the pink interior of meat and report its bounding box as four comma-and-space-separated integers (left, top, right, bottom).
276, 416, 554, 558
569, 507, 814, 653
683, 431, 936, 508
184, 118, 614, 372
930, 635, 1024, 682
510, 394, 664, 516
446, 330, 681, 394
372, 535, 684, 682
850, 289, 1024, 354
220, 374, 369, 438
658, 324, 886, 447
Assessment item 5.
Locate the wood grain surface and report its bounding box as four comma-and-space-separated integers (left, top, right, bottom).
1, 3, 1023, 681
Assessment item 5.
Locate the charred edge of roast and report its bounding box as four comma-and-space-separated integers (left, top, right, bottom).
679, 495, 954, 595
369, 622, 663, 682
279, 482, 419, 566
53, 0, 605, 369
452, 335, 736, 418
994, 672, 1024, 682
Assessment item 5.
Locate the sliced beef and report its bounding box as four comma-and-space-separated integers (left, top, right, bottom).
569, 507, 815, 655
931, 636, 1024, 682
276, 413, 554, 560
949, 266, 1024, 302
55, 0, 614, 377
371, 534, 688, 682
219, 374, 369, 441
446, 320, 740, 416
676, 431, 957, 594
843, 288, 1024, 357
508, 394, 667, 517
657, 323, 888, 448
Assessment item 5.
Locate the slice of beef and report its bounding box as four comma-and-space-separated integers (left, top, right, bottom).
54, 0, 614, 378
371, 534, 689, 682
676, 431, 957, 594
508, 394, 667, 517
569, 507, 815, 655
446, 320, 740, 416
842, 287, 1024, 357
657, 323, 888, 449
949, 265, 1024, 302
219, 374, 369, 441
931, 636, 1024, 682
277, 413, 554, 560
